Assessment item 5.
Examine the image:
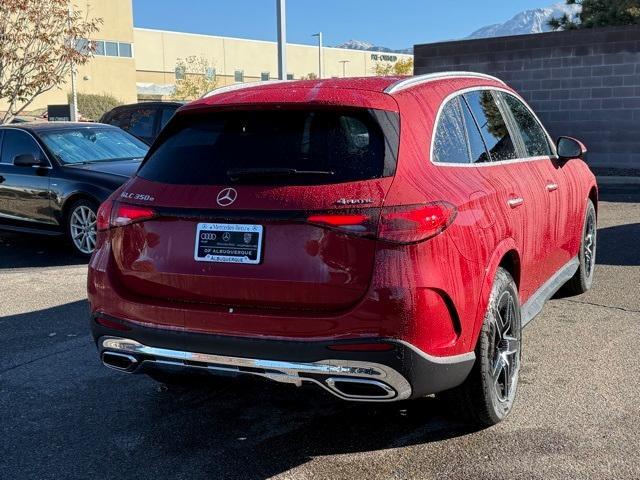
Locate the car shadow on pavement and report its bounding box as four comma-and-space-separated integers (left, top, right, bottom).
0, 232, 85, 269
595, 223, 640, 267
1, 299, 481, 480
139, 385, 480, 480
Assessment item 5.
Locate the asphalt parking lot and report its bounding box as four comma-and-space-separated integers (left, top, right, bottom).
1, 189, 639, 480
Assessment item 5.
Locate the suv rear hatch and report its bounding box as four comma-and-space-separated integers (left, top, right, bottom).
106, 107, 399, 313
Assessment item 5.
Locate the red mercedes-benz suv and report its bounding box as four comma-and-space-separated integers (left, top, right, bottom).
89, 73, 597, 425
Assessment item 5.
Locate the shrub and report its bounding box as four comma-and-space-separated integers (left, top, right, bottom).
67, 92, 122, 121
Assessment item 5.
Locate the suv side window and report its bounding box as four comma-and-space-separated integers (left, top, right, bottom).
109, 110, 131, 130
159, 108, 176, 130
128, 108, 156, 140
500, 92, 552, 158
433, 97, 471, 164
1, 130, 42, 164
463, 90, 517, 162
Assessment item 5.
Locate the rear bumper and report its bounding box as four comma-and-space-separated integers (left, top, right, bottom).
92, 316, 475, 402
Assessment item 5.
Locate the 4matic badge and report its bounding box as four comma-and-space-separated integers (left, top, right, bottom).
335, 198, 373, 206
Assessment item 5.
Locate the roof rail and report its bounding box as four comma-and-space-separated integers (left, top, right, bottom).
201, 80, 289, 99
384, 72, 506, 94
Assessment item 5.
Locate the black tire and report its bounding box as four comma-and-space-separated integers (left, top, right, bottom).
65, 198, 98, 257
562, 199, 597, 295
440, 267, 522, 426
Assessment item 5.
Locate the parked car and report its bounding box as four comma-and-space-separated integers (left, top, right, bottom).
0, 123, 148, 256
90, 74, 597, 426
99, 101, 182, 145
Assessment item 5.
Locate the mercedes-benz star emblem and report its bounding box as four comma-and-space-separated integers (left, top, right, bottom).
216, 187, 238, 207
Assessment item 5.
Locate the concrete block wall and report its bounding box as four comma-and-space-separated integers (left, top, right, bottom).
414, 25, 640, 175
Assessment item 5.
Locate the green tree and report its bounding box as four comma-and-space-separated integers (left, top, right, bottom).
171, 56, 218, 101
549, 0, 640, 30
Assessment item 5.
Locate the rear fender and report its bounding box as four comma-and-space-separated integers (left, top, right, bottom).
470, 238, 520, 349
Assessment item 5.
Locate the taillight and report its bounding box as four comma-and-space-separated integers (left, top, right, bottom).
111, 202, 156, 228
305, 202, 456, 245
97, 200, 156, 231
378, 202, 457, 244
96, 199, 113, 231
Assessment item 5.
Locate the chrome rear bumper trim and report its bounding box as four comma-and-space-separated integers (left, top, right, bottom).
100, 337, 412, 402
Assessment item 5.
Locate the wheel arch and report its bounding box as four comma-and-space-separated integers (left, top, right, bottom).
588, 185, 598, 218
62, 192, 101, 222
469, 239, 521, 350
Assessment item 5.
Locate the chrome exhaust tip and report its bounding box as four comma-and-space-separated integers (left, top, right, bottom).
102, 351, 139, 373
325, 377, 396, 400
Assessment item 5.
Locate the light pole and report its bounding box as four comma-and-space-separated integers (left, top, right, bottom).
276, 0, 287, 80
339, 60, 350, 77
311, 32, 323, 79
68, 5, 78, 121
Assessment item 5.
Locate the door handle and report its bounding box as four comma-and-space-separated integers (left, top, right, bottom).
507, 197, 524, 208
546, 183, 559, 192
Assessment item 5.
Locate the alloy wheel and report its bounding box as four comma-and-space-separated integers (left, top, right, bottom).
489, 290, 521, 404
70, 205, 97, 255
584, 211, 596, 280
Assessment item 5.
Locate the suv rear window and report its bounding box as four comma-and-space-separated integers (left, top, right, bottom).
138, 109, 398, 186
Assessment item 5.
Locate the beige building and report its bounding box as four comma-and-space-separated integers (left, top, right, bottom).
134, 28, 413, 99
3, 0, 412, 112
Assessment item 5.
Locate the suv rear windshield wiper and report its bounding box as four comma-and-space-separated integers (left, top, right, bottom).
226, 167, 335, 181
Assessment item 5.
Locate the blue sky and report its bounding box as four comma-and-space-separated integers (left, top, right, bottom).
133, 0, 550, 49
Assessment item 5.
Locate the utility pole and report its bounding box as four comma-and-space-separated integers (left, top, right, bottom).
312, 32, 323, 78
339, 60, 350, 77
276, 0, 287, 80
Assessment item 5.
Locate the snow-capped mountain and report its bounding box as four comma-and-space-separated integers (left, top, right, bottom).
335, 39, 412, 54
467, 2, 581, 39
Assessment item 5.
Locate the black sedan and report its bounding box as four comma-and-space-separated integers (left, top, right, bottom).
0, 123, 148, 256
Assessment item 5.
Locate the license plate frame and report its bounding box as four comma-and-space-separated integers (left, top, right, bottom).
194, 223, 263, 264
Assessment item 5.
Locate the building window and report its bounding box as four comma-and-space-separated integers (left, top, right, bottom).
206, 67, 216, 80
94, 40, 105, 56
74, 38, 90, 54
175, 65, 186, 80
261, 72, 270, 81
105, 41, 118, 57
118, 42, 133, 58
234, 70, 244, 83
286, 73, 294, 80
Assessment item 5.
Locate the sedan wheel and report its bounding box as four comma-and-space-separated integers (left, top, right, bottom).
68, 202, 97, 256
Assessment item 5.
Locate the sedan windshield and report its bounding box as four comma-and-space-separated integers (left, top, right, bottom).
39, 128, 148, 164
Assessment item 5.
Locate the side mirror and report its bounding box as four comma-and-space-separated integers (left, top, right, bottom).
13, 153, 41, 167
556, 136, 587, 161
